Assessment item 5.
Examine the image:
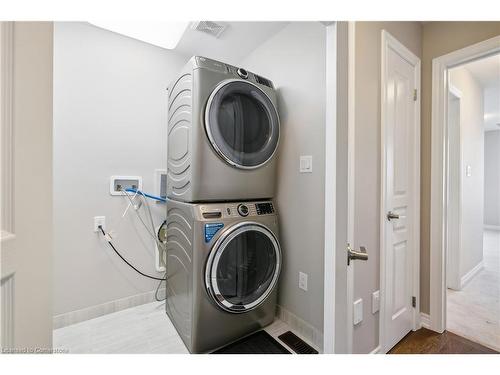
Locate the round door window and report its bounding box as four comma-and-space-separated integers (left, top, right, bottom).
205, 80, 280, 169
205, 223, 281, 313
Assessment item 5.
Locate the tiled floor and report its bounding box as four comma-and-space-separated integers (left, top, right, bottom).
446, 230, 500, 352
389, 328, 498, 354
53, 302, 306, 354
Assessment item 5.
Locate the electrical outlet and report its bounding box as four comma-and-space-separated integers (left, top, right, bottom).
94, 216, 105, 232
299, 155, 313, 173
353, 298, 363, 325
299, 271, 308, 291
372, 290, 380, 314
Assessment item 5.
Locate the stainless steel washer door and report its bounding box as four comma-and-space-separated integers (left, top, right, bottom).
205, 222, 281, 313
205, 79, 280, 169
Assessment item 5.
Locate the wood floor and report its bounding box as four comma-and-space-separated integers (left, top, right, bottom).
388, 328, 498, 354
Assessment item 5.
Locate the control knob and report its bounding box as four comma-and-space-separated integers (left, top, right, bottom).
237, 68, 249, 79
237, 204, 249, 217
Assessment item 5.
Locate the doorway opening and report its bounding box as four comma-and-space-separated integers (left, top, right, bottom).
445, 53, 500, 351
430, 35, 500, 353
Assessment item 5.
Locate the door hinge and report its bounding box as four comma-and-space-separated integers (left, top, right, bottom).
412, 296, 416, 308
413, 89, 418, 101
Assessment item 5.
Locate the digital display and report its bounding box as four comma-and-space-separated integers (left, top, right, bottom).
256, 203, 274, 215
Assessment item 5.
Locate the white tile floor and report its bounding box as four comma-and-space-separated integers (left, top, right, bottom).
53, 302, 306, 354
447, 230, 500, 351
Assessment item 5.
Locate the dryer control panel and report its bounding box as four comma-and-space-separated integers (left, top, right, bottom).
195, 56, 274, 89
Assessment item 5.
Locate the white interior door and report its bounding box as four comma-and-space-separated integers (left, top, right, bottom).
1, 22, 53, 352
380, 31, 420, 353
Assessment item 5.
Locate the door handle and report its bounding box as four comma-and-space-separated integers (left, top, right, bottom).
347, 244, 368, 265
387, 211, 400, 221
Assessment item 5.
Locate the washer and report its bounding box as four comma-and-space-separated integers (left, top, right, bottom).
167, 56, 280, 202
165, 199, 281, 353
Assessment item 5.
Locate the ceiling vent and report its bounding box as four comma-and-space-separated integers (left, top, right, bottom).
191, 21, 226, 38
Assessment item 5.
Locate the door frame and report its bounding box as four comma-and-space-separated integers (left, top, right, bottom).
323, 21, 350, 354
323, 21, 338, 354
379, 30, 421, 353
445, 84, 463, 291
429, 35, 500, 333
1, 21, 15, 349
1, 21, 14, 243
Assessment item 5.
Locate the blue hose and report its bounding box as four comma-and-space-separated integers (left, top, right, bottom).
125, 188, 167, 203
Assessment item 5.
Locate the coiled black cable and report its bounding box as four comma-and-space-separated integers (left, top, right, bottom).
98, 226, 166, 281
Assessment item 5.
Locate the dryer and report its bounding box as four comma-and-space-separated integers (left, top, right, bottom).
165, 199, 281, 353
167, 56, 280, 202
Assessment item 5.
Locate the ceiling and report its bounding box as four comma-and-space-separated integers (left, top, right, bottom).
174, 22, 289, 65
464, 53, 500, 132
465, 53, 500, 90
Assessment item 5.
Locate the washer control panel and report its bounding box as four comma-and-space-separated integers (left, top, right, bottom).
200, 201, 275, 219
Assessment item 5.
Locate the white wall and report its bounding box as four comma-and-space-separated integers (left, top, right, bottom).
239, 22, 326, 336
53, 22, 188, 317
449, 66, 484, 278
484, 130, 500, 227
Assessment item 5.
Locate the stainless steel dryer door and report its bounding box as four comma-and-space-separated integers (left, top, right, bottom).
205, 79, 280, 169
205, 222, 281, 313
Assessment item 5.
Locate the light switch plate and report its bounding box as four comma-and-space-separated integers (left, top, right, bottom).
299, 271, 308, 291
353, 298, 363, 325
466, 165, 472, 177
372, 290, 380, 314
299, 155, 313, 173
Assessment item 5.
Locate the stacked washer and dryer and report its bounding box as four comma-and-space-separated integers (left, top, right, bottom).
165, 56, 282, 353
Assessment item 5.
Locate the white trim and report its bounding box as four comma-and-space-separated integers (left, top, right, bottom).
323, 21, 337, 354
448, 84, 462, 99
446, 87, 462, 291
1, 273, 15, 348
53, 289, 165, 330
1, 22, 15, 242
420, 313, 431, 329
460, 261, 484, 289
379, 30, 421, 354
484, 225, 500, 231
276, 305, 323, 353
369, 345, 381, 354
429, 35, 500, 334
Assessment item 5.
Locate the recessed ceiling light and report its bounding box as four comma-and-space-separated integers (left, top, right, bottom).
89, 21, 189, 49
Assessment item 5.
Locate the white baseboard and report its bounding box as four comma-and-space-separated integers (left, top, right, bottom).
484, 224, 500, 231
460, 261, 484, 289
275, 305, 323, 352
53, 289, 165, 330
369, 345, 381, 354
420, 313, 431, 329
